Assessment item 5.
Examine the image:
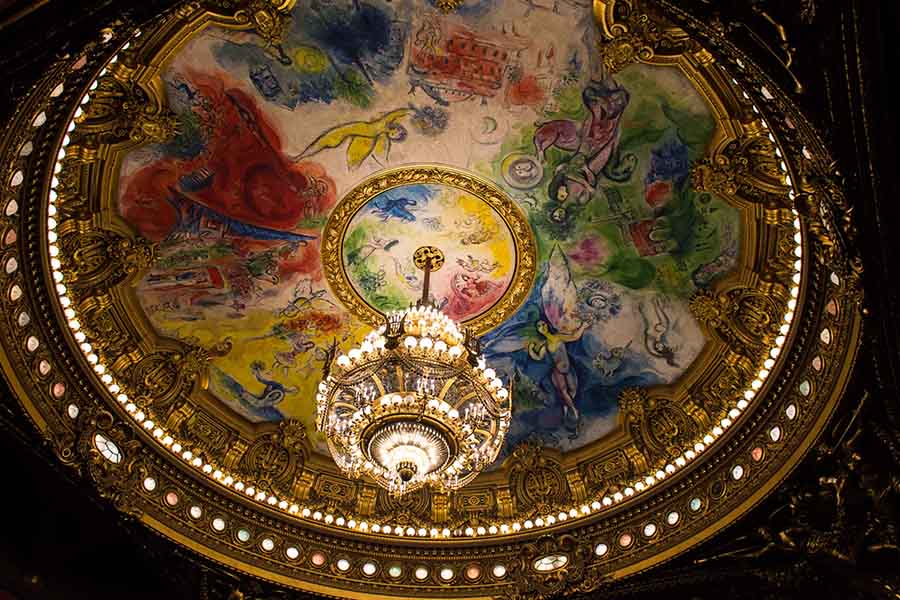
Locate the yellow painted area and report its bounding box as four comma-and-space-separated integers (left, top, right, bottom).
293, 45, 329, 73
453, 191, 514, 279
152, 303, 372, 445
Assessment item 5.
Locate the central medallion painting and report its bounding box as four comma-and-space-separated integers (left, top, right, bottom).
115, 0, 742, 456
342, 182, 516, 324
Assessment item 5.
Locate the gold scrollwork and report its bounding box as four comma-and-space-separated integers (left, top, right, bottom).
311, 473, 358, 513
620, 388, 702, 465
376, 486, 432, 527
77, 409, 147, 517
596, 0, 697, 74
795, 166, 864, 300
507, 534, 604, 600
435, 0, 465, 13
690, 284, 787, 359
238, 419, 307, 494
57, 224, 156, 292
691, 134, 791, 210
180, 410, 236, 456
580, 449, 633, 498
507, 440, 571, 517
73, 75, 178, 147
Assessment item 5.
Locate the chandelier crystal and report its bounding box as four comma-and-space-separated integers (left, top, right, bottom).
316, 246, 511, 496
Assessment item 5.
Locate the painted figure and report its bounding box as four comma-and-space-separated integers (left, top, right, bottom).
443, 270, 503, 319
639, 296, 680, 368
482, 246, 593, 437
241, 361, 297, 409
120, 75, 335, 242
528, 318, 591, 420
293, 108, 412, 170
116, 0, 743, 447
535, 78, 636, 202
371, 196, 418, 222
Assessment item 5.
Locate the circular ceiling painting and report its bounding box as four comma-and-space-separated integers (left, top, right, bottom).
0, 0, 863, 597
342, 183, 517, 322
321, 168, 536, 334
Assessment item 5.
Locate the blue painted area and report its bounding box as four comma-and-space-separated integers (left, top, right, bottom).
211, 367, 287, 423
213, 0, 408, 109
365, 184, 435, 222
482, 256, 662, 454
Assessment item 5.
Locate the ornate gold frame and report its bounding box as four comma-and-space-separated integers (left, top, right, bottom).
0, 0, 864, 598
320, 165, 537, 335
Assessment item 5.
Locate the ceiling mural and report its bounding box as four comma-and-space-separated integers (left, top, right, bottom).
116, 0, 740, 454
0, 0, 867, 597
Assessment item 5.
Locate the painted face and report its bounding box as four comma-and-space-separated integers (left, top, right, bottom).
536, 320, 549, 335
513, 161, 535, 178
551, 207, 567, 223
387, 123, 408, 142
556, 185, 569, 201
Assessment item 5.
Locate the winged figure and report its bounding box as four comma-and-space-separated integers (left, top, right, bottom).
292, 108, 413, 170
481, 245, 590, 436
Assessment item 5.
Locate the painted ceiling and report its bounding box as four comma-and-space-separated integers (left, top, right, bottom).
116, 0, 740, 457
0, 0, 867, 596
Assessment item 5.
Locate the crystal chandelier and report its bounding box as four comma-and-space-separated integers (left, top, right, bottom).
316, 246, 511, 496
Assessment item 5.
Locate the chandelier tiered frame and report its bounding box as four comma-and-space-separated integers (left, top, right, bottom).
316, 247, 512, 496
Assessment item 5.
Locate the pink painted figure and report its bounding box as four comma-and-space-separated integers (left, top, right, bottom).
534, 78, 630, 189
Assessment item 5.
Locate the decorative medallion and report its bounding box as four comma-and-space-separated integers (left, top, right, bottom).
321, 166, 536, 334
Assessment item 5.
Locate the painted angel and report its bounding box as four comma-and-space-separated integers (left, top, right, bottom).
292, 108, 412, 170
481, 245, 590, 436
